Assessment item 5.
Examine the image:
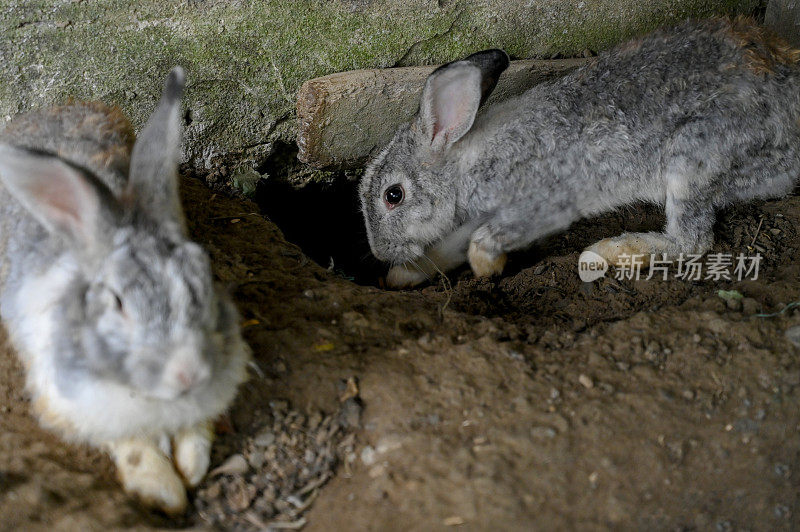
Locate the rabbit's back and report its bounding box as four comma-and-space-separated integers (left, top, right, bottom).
466, 17, 800, 217
0, 102, 135, 189
0, 103, 134, 311
576, 18, 800, 196
561, 17, 800, 122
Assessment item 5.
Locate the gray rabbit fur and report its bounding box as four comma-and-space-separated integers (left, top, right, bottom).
360, 17, 800, 287
0, 68, 249, 514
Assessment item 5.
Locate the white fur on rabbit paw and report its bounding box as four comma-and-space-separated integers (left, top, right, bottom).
468, 241, 507, 278
173, 421, 213, 487
585, 234, 655, 268
107, 438, 187, 516
387, 264, 429, 288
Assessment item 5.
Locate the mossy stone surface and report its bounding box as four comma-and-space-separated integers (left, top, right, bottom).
0, 0, 758, 178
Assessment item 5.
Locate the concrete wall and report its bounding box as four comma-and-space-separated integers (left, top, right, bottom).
0, 1, 759, 181
766, 0, 800, 46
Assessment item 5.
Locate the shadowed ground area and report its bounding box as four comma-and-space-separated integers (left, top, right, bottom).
1, 174, 799, 530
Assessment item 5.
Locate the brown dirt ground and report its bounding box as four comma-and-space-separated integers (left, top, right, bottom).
1, 175, 799, 531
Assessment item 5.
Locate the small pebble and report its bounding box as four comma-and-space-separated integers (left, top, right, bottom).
210, 454, 249, 477
774, 463, 790, 478
304, 449, 315, 464
247, 452, 265, 470
578, 374, 594, 389
253, 429, 276, 447
361, 445, 376, 465
444, 516, 465, 526
531, 426, 557, 439
598, 382, 615, 394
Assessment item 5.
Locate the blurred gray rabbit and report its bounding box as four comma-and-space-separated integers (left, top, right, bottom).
0, 68, 249, 514
360, 17, 800, 287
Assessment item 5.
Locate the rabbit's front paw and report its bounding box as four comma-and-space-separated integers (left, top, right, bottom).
174, 421, 213, 487
387, 263, 429, 288
107, 437, 187, 516
468, 241, 507, 278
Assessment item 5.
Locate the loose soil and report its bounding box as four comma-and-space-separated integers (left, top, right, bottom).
1, 172, 799, 531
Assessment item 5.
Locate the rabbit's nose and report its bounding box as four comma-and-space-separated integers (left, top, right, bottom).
165, 346, 212, 393
174, 363, 211, 391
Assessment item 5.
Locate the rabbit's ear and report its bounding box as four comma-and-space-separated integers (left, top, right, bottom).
128, 66, 186, 232
419, 49, 509, 152
0, 144, 120, 251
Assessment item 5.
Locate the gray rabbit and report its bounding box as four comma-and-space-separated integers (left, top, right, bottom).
360, 17, 800, 287
0, 68, 249, 514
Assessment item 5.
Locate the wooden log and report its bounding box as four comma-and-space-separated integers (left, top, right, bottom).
297, 58, 587, 170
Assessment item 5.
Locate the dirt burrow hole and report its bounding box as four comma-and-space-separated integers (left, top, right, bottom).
242, 146, 800, 330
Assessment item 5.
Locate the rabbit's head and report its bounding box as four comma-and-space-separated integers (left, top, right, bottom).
360, 49, 509, 265
0, 68, 241, 401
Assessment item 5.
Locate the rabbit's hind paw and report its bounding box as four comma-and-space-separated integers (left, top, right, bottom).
585, 232, 684, 267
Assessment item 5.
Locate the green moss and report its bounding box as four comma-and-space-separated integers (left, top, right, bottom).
0, 0, 759, 175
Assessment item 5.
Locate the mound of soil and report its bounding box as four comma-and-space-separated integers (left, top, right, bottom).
1, 174, 798, 530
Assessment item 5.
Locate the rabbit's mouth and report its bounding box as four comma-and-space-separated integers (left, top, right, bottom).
145, 384, 196, 401
378, 242, 425, 266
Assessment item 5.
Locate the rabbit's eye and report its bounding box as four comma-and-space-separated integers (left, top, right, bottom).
94, 286, 128, 319
384, 184, 404, 209
104, 288, 125, 315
